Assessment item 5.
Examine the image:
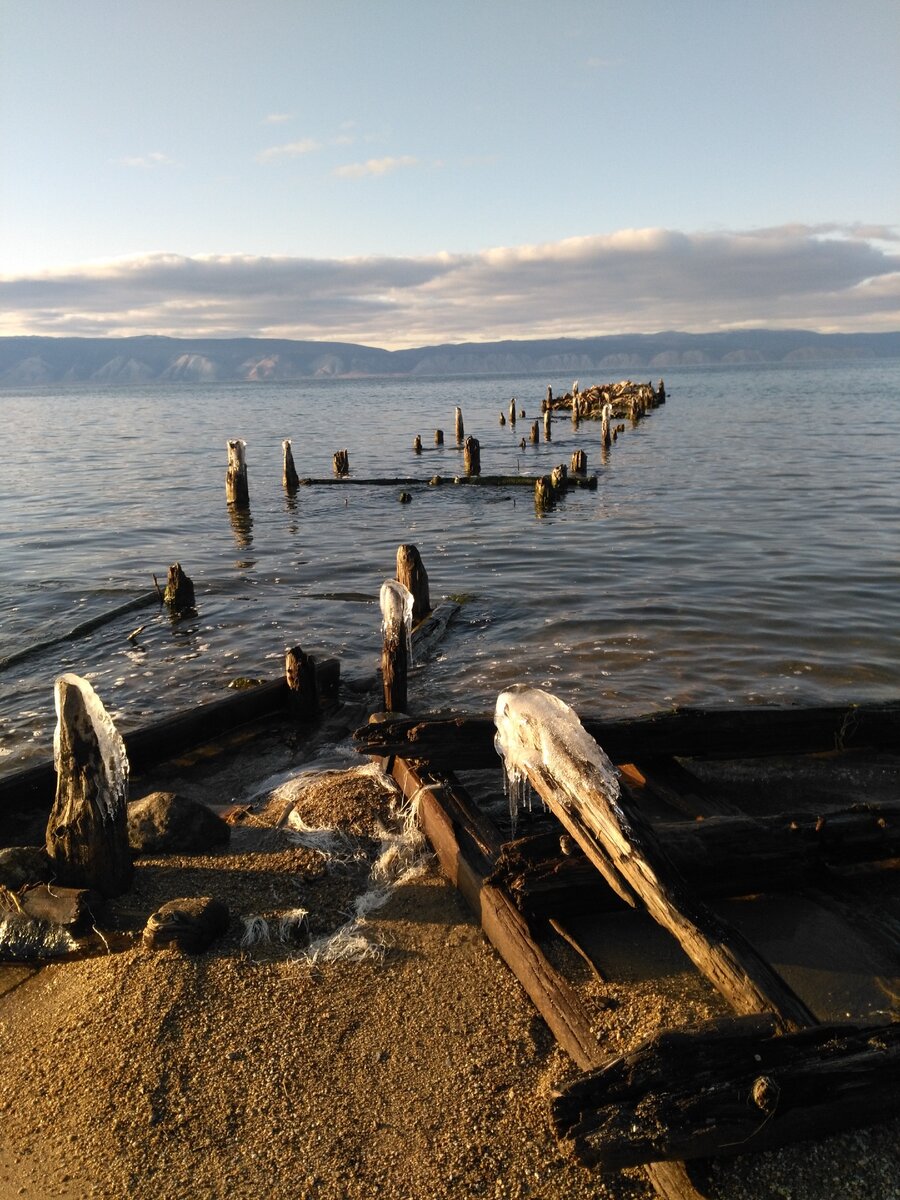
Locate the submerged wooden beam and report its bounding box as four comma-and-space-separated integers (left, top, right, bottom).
292, 474, 598, 489
353, 702, 900, 766
552, 1016, 900, 1169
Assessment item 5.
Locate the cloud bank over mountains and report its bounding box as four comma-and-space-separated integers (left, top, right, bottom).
1, 225, 896, 348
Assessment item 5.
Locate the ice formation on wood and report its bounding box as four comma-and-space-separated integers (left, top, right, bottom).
380, 579, 414, 663
494, 686, 621, 837
53, 673, 129, 824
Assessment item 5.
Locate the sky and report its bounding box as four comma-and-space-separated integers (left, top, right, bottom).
1, 0, 898, 348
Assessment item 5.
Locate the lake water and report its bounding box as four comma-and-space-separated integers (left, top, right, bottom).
2, 361, 899, 776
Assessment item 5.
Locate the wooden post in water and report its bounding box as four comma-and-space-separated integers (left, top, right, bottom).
530, 420, 540, 445
571, 395, 580, 427
658, 378, 667, 404
546, 385, 553, 407
534, 476, 555, 512
282, 439, 300, 492
601, 403, 612, 449
333, 449, 350, 477
499, 411, 506, 426
163, 562, 196, 616
380, 580, 412, 712
226, 440, 249, 506
45, 674, 133, 897
508, 398, 517, 426
551, 463, 567, 493
571, 449, 587, 475
413, 435, 423, 455
464, 435, 481, 477
285, 645, 318, 722
396, 544, 431, 623
434, 429, 444, 446
455, 407, 465, 444
543, 410, 552, 441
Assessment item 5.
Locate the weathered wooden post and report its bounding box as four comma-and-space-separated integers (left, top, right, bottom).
45, 674, 132, 897
530, 420, 540, 445
551, 463, 567, 493
413, 435, 423, 455
571, 395, 580, 427
380, 580, 413, 712
546, 385, 553, 407
543, 410, 552, 441
534, 476, 555, 512
499, 411, 506, 426
463, 435, 481, 477
657, 378, 666, 404
396, 544, 431, 623
434, 429, 444, 446
333, 449, 349, 477
454, 407, 465, 444
226, 440, 249, 506
508, 398, 517, 426
285, 645, 318, 722
571, 449, 587, 475
282, 439, 300, 492
163, 562, 196, 616
601, 403, 612, 449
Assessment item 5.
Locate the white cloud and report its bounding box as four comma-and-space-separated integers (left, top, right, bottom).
334, 155, 418, 179
1, 225, 897, 346
115, 152, 176, 169
264, 113, 293, 124
257, 138, 321, 163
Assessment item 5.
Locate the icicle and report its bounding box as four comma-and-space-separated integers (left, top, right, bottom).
380, 579, 414, 664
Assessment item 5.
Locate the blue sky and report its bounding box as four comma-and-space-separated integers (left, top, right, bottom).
1, 0, 898, 346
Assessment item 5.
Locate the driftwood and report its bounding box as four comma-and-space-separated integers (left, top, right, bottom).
163, 562, 195, 615
552, 1015, 900, 1169
291, 474, 598, 490
352, 702, 900, 767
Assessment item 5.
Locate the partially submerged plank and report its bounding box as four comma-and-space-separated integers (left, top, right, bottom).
551, 1016, 900, 1169
494, 689, 815, 1030
353, 702, 900, 766
295, 473, 598, 489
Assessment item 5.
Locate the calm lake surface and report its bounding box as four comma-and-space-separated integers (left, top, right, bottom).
2, 362, 899, 776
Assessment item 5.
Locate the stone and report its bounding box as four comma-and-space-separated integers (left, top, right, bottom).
128, 792, 231, 854
143, 896, 230, 954
0, 847, 52, 890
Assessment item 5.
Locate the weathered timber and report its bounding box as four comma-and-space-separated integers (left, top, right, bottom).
492, 801, 900, 916
552, 1016, 900, 1169
352, 703, 900, 767
454, 406, 465, 444
571, 449, 587, 475
332, 449, 349, 478
493, 690, 815, 1029
413, 435, 422, 455
601, 404, 612, 449
388, 756, 601, 1071
534, 476, 556, 511
499, 411, 506, 425
463, 435, 481, 477
530, 420, 540, 445
18, 884, 101, 931
163, 562, 195, 615
508, 398, 517, 425
380, 580, 411, 713
284, 646, 318, 721
0, 590, 160, 673
282, 439, 300, 492
409, 601, 460, 663
289, 474, 597, 489
46, 675, 133, 897
550, 464, 567, 493
225, 439, 249, 506
543, 410, 552, 440
434, 428, 444, 446
396, 544, 431, 623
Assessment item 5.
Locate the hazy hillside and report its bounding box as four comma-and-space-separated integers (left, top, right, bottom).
1, 330, 898, 386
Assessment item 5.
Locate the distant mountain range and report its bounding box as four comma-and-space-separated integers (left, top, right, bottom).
1, 331, 898, 385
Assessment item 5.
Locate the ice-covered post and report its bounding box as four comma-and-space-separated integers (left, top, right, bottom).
463, 435, 481, 477
163, 561, 195, 616
226, 439, 249, 506
396, 543, 431, 624
283, 439, 300, 492
333, 449, 349, 478
454, 407, 465, 444
45, 674, 132, 896
601, 403, 612, 449
380, 580, 414, 713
